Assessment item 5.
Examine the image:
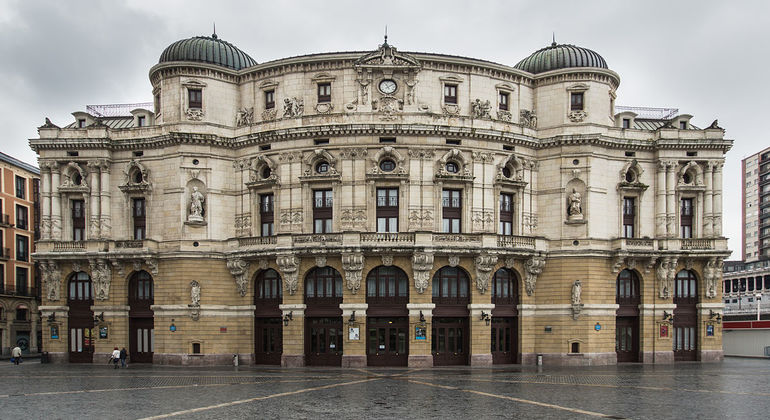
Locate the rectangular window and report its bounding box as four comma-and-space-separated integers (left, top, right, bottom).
313, 189, 333, 233
15, 267, 28, 296
680, 198, 693, 238
154, 93, 161, 116
188, 88, 202, 109
570, 92, 584, 111
132, 198, 146, 240
376, 188, 399, 233
15, 176, 26, 199
317, 83, 331, 103
265, 90, 275, 109
137, 115, 146, 127
15, 235, 28, 262
680, 121, 687, 129
444, 84, 458, 104
260, 193, 274, 236
442, 189, 462, 233
16, 205, 28, 230
498, 92, 509, 111
78, 119, 86, 128
499, 193, 513, 235
622, 118, 630, 129
623, 197, 635, 238
72, 199, 85, 241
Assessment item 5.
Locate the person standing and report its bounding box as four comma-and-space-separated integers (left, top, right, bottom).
110, 347, 120, 369
119, 347, 127, 368
11, 346, 22, 365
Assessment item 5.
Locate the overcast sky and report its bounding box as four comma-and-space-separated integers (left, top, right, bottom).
0, 0, 767, 257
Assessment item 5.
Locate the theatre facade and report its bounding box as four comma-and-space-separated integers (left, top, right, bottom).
31, 34, 732, 366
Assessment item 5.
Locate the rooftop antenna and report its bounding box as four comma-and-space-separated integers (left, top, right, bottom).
212, 22, 217, 39
384, 25, 388, 45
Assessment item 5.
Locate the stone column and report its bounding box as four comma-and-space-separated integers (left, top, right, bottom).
703, 163, 714, 237
41, 163, 51, 240
665, 161, 677, 237
340, 303, 368, 368
406, 303, 435, 367
655, 161, 667, 237
99, 161, 111, 238
50, 164, 62, 240
279, 304, 306, 367
30, 312, 38, 353
87, 162, 101, 239
712, 163, 723, 236
468, 303, 495, 366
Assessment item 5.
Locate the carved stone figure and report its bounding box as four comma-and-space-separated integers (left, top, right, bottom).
44, 261, 61, 301
524, 256, 545, 296
91, 259, 111, 300
227, 258, 250, 297
568, 110, 587, 122
342, 254, 365, 294
185, 108, 204, 121
519, 109, 537, 128
283, 97, 304, 118
189, 187, 205, 221
470, 99, 492, 119
276, 254, 300, 295
236, 107, 254, 126
571, 279, 582, 305
190, 280, 201, 306
474, 255, 498, 294
704, 257, 719, 299
567, 188, 583, 219
412, 253, 435, 294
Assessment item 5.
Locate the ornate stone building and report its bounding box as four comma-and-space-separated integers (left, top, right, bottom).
32, 34, 731, 366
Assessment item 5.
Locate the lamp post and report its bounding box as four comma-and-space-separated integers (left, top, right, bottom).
756, 293, 762, 321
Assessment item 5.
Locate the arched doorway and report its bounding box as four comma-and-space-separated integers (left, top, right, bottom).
674, 269, 698, 361
491, 268, 519, 364
616, 269, 640, 362
304, 267, 343, 366
366, 266, 409, 366
254, 268, 282, 365
431, 266, 470, 366
129, 271, 154, 363
68, 272, 94, 363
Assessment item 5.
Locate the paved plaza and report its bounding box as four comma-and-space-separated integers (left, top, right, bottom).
1, 358, 769, 419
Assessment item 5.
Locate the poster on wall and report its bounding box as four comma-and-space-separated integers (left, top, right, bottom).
50, 325, 59, 339
348, 327, 360, 341
99, 326, 108, 339
659, 324, 669, 338
706, 324, 714, 337
415, 325, 427, 340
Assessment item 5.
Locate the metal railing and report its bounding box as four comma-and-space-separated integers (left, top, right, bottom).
86, 102, 153, 117
0, 285, 38, 298
615, 105, 678, 120
0, 247, 9, 259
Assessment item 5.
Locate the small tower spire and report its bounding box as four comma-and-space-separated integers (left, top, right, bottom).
384, 25, 388, 45
212, 22, 217, 39
552, 32, 556, 46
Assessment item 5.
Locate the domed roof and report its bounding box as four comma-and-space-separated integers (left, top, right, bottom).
158, 34, 257, 71
515, 42, 607, 74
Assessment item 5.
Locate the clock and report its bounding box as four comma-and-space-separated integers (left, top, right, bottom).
379, 79, 397, 94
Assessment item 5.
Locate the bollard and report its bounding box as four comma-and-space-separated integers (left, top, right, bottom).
233, 354, 239, 366
537, 354, 543, 366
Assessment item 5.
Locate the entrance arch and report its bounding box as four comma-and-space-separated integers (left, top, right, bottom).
432, 266, 470, 366
304, 267, 343, 366
366, 266, 409, 366
128, 271, 154, 363
674, 269, 698, 361
254, 268, 282, 365
491, 268, 519, 364
67, 272, 94, 363
616, 269, 640, 362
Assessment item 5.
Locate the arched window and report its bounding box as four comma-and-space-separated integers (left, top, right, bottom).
366, 266, 408, 303
305, 267, 343, 300
129, 271, 153, 302
675, 270, 698, 304
68, 272, 92, 302
616, 269, 640, 305
432, 267, 470, 305
492, 268, 518, 306
256, 269, 282, 300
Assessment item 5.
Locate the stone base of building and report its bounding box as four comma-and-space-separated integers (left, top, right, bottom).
699, 349, 724, 362
408, 354, 433, 368
470, 353, 493, 366
154, 353, 235, 366
94, 352, 112, 364
341, 355, 367, 368
46, 352, 68, 363
641, 351, 674, 364
524, 352, 617, 366
281, 354, 305, 367
236, 353, 254, 366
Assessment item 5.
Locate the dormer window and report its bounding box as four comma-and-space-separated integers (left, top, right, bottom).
570, 92, 584, 111
498, 92, 509, 111
265, 90, 275, 109
444, 84, 458, 104
622, 118, 630, 129
137, 115, 146, 127
317, 83, 331, 103
188, 88, 202, 109
679, 121, 687, 129
78, 119, 86, 128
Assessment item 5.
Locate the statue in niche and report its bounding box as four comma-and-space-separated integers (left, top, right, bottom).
567, 188, 583, 220
190, 280, 201, 306
189, 187, 205, 222
571, 279, 582, 305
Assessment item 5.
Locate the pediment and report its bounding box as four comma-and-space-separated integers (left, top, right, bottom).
354, 42, 420, 69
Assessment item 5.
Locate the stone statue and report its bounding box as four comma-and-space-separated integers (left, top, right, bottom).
571, 279, 582, 305
189, 187, 205, 221
568, 188, 583, 219
190, 280, 201, 306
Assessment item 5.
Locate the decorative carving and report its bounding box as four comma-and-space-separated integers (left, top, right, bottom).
111, 260, 124, 276
612, 255, 625, 273
277, 254, 300, 295
316, 103, 334, 114
340, 207, 367, 229
188, 186, 205, 222
43, 261, 61, 302
657, 257, 677, 299
474, 255, 498, 294
408, 208, 434, 229
61, 162, 88, 189
519, 109, 537, 128
373, 96, 403, 120
381, 255, 393, 266
442, 104, 460, 116
119, 160, 151, 193
282, 97, 304, 118
315, 256, 327, 268
567, 188, 583, 220
496, 110, 512, 122
471, 210, 494, 231
505, 257, 516, 269
406, 149, 434, 159
448, 256, 460, 268
236, 107, 254, 126
342, 254, 365, 294
523, 213, 538, 232
524, 256, 545, 296
189, 280, 201, 320
568, 110, 587, 122
261, 108, 277, 121
279, 209, 303, 226
90, 259, 111, 300
185, 108, 204, 121
470, 99, 492, 119
145, 259, 159, 275
227, 258, 250, 297
412, 253, 434, 294
704, 257, 720, 299
339, 148, 368, 159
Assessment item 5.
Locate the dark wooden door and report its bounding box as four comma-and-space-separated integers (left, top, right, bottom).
367, 317, 408, 366
491, 317, 517, 364
615, 316, 639, 362
305, 317, 343, 366
255, 317, 282, 365
432, 317, 468, 366
673, 312, 697, 361
129, 318, 154, 363
68, 320, 94, 363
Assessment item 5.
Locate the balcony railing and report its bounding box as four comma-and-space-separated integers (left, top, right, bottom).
115, 240, 145, 248
238, 236, 277, 246
432, 233, 482, 244
497, 235, 535, 249
361, 232, 415, 244
53, 241, 86, 251
681, 239, 714, 250
0, 214, 10, 226
293, 233, 342, 244
0, 247, 9, 260
0, 285, 38, 298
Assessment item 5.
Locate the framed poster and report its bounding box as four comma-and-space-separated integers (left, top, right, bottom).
348, 327, 360, 341
659, 324, 669, 338
415, 325, 427, 340
50, 325, 59, 339
706, 324, 714, 337
99, 326, 108, 339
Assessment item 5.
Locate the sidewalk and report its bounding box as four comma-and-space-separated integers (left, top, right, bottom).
0, 352, 41, 361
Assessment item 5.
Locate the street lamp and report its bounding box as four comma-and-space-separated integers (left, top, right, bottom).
283, 311, 293, 326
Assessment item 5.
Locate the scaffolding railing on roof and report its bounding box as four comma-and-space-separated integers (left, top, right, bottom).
615, 106, 678, 120
86, 102, 153, 117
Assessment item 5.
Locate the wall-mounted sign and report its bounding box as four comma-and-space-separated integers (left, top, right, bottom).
348, 327, 360, 341
594, 323, 601, 331
50, 325, 59, 339
706, 324, 714, 337
99, 326, 108, 339
660, 324, 669, 338
415, 325, 427, 340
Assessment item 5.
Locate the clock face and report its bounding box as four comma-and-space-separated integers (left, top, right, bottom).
379, 79, 397, 94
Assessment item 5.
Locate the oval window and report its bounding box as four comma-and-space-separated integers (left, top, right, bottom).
73, 172, 82, 185
446, 162, 459, 174
316, 161, 329, 174
682, 172, 692, 184
132, 170, 143, 184
625, 171, 635, 183
379, 159, 396, 172
261, 167, 272, 179
502, 167, 512, 178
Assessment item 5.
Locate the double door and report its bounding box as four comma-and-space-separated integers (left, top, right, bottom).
68, 318, 94, 363
306, 317, 343, 366
432, 317, 468, 366
491, 317, 517, 364
367, 317, 408, 366
129, 318, 154, 363
254, 317, 282, 365
615, 316, 639, 363
673, 311, 697, 361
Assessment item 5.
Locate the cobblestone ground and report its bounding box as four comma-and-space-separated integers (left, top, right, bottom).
1, 358, 769, 419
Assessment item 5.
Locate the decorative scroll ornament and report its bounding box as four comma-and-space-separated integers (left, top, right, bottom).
524, 256, 545, 296
43, 261, 61, 302
568, 110, 587, 122
277, 254, 300, 295
90, 259, 111, 300
185, 108, 204, 121
227, 258, 250, 297
342, 254, 365, 294
474, 255, 498, 294
412, 253, 435, 294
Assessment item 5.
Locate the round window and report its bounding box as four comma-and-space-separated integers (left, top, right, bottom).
446, 162, 459, 174
379, 159, 396, 172
502, 167, 512, 178
261, 167, 272, 179
316, 161, 329, 174
625, 171, 635, 183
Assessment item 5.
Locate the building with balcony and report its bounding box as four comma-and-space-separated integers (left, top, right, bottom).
31, 34, 732, 366
0, 151, 40, 356
742, 146, 770, 262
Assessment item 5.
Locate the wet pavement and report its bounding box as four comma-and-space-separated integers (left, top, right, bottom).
1, 358, 769, 419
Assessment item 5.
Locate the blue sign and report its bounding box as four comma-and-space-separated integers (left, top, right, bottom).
170, 324, 177, 332
594, 323, 601, 331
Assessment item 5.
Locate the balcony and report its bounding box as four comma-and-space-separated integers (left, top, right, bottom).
497, 235, 536, 249
0, 285, 38, 298
0, 247, 9, 260
238, 236, 278, 247
0, 213, 10, 227
361, 232, 415, 245
52, 241, 86, 252
611, 238, 656, 251
680, 238, 715, 250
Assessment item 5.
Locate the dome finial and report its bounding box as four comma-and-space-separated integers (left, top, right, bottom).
212, 22, 217, 39
384, 25, 388, 46
552, 32, 556, 47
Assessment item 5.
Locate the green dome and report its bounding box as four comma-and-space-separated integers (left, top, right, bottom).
158, 34, 257, 70
515, 42, 607, 74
